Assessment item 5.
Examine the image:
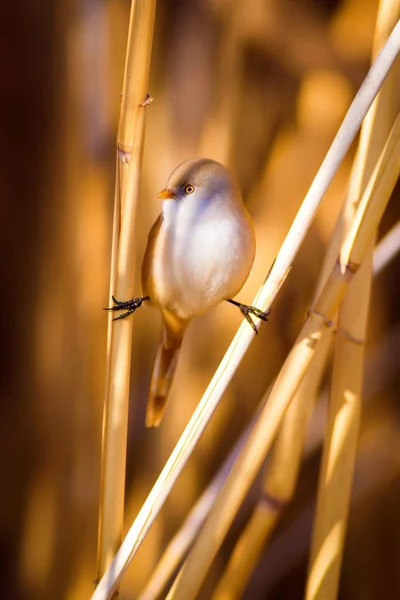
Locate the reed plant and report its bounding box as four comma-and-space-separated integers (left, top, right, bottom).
92, 19, 400, 600
214, 4, 400, 599
96, 0, 156, 584
166, 107, 400, 600
306, 3, 400, 599
136, 217, 400, 600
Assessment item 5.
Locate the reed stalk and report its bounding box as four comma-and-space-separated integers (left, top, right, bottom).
96, 0, 156, 584
136, 407, 262, 600
215, 11, 400, 599
135, 214, 400, 600
212, 137, 353, 600
305, 4, 400, 599
213, 333, 331, 600
213, 197, 358, 600
166, 108, 400, 600
91, 25, 400, 599
373, 220, 400, 272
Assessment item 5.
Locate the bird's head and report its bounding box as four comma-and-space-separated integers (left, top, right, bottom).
157, 158, 241, 208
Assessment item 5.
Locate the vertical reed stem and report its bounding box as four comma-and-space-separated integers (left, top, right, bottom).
96, 0, 156, 583
92, 20, 400, 600
305, 4, 400, 599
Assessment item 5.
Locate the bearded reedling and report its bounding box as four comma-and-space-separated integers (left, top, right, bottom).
106, 158, 269, 426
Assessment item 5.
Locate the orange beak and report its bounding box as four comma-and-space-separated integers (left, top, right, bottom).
157, 188, 175, 200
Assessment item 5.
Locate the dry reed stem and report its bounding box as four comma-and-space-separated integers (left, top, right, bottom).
212, 137, 355, 600
373, 219, 400, 271
213, 188, 360, 600
91, 25, 400, 600
136, 409, 262, 600
137, 219, 400, 600
215, 10, 400, 597
213, 174, 362, 600
213, 500, 280, 600
167, 109, 400, 600
306, 4, 400, 598
213, 332, 331, 600
339, 124, 400, 267
96, 0, 156, 581
305, 254, 372, 600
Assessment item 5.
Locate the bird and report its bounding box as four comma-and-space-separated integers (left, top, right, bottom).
106, 158, 269, 427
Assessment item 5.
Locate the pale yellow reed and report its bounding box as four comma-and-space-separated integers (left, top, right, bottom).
96, 0, 156, 582
92, 20, 400, 600
167, 110, 400, 600
306, 4, 400, 599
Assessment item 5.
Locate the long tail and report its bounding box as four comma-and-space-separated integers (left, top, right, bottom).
146, 313, 188, 427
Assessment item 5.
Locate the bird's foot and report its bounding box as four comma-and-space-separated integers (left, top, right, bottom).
227, 299, 270, 333
104, 295, 150, 321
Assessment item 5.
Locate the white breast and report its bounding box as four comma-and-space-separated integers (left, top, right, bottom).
153, 196, 255, 319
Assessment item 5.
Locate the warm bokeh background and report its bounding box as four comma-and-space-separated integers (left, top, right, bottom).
1, 0, 399, 598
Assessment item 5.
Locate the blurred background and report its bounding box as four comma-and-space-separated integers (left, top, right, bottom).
1, 0, 399, 598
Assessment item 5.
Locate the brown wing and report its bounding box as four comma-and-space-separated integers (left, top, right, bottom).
141, 213, 163, 301
141, 214, 190, 427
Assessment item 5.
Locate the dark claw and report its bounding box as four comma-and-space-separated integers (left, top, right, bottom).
103, 296, 150, 319
247, 306, 270, 321
112, 309, 136, 321
243, 311, 257, 333
226, 299, 270, 334
239, 305, 268, 334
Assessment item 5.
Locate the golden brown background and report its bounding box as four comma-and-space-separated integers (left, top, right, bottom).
1, 0, 399, 598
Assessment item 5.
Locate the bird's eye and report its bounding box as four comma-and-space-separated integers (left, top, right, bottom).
184, 185, 195, 194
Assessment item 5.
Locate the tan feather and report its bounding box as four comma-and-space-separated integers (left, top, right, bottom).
145, 310, 188, 427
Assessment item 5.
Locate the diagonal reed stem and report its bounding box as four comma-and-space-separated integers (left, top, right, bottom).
213, 333, 331, 600
167, 108, 400, 600
137, 405, 263, 600
373, 219, 400, 272
92, 21, 400, 600
215, 7, 400, 599
138, 214, 399, 600
139, 214, 400, 599
305, 3, 400, 599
